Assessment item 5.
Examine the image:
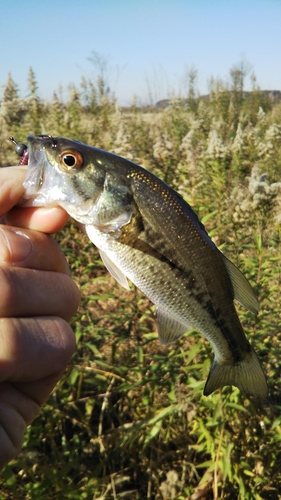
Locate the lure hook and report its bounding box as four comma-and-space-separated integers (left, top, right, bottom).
35, 134, 56, 148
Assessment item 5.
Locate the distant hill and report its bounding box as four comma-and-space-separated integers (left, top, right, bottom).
155, 90, 281, 109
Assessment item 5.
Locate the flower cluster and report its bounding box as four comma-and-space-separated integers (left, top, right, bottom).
231, 123, 245, 154
231, 164, 281, 224
153, 132, 174, 161
111, 120, 134, 160
205, 129, 230, 160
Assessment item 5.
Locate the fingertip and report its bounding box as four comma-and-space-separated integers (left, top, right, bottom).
4, 206, 69, 233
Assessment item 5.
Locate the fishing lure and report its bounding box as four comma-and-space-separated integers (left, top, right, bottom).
5, 135, 56, 166
2, 136, 29, 165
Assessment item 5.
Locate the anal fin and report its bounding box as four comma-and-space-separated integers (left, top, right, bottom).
156, 307, 192, 345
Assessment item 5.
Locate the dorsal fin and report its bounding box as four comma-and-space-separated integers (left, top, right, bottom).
156, 307, 192, 345
221, 253, 259, 314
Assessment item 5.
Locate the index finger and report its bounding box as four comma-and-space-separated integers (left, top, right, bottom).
0, 166, 27, 215
0, 167, 69, 233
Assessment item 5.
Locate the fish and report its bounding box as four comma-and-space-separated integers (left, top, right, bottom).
22, 134, 268, 399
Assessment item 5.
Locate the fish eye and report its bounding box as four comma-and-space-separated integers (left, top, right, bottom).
59, 149, 84, 170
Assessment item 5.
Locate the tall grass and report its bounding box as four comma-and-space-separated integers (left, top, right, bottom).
1, 70, 281, 499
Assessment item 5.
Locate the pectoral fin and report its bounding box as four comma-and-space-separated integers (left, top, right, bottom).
156, 307, 192, 345
80, 223, 130, 290
221, 253, 260, 314
99, 250, 130, 290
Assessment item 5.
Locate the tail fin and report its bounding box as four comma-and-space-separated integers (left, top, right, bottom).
204, 346, 268, 399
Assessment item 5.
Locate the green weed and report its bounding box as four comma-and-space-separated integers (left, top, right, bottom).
0, 71, 281, 499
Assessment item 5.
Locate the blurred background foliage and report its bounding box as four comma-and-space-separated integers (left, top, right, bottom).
1, 65, 281, 499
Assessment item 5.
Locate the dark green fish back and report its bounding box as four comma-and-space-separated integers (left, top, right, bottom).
124, 165, 250, 354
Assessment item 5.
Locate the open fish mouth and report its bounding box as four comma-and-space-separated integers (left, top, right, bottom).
23, 146, 56, 206
22, 135, 99, 220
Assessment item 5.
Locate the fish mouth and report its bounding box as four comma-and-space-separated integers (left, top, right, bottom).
22, 136, 59, 207
21, 135, 100, 223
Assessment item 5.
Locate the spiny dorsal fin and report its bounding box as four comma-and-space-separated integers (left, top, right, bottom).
221, 253, 259, 314
156, 307, 192, 345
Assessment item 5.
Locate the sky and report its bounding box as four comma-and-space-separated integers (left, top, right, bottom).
0, 0, 280, 106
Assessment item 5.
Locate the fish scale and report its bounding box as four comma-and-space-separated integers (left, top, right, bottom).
89, 174, 249, 355
22, 135, 268, 399
127, 171, 239, 322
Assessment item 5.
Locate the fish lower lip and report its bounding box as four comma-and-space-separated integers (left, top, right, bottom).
20, 192, 50, 207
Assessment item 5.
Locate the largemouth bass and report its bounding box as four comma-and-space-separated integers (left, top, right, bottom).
22, 134, 268, 399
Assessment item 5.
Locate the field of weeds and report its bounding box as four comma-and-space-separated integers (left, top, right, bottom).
1, 69, 281, 499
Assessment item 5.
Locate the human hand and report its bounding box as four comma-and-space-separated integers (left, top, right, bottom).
0, 166, 80, 469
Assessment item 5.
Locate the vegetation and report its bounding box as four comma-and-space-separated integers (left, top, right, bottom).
1, 65, 281, 499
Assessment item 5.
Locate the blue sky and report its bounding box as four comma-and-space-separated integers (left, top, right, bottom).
0, 0, 280, 106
